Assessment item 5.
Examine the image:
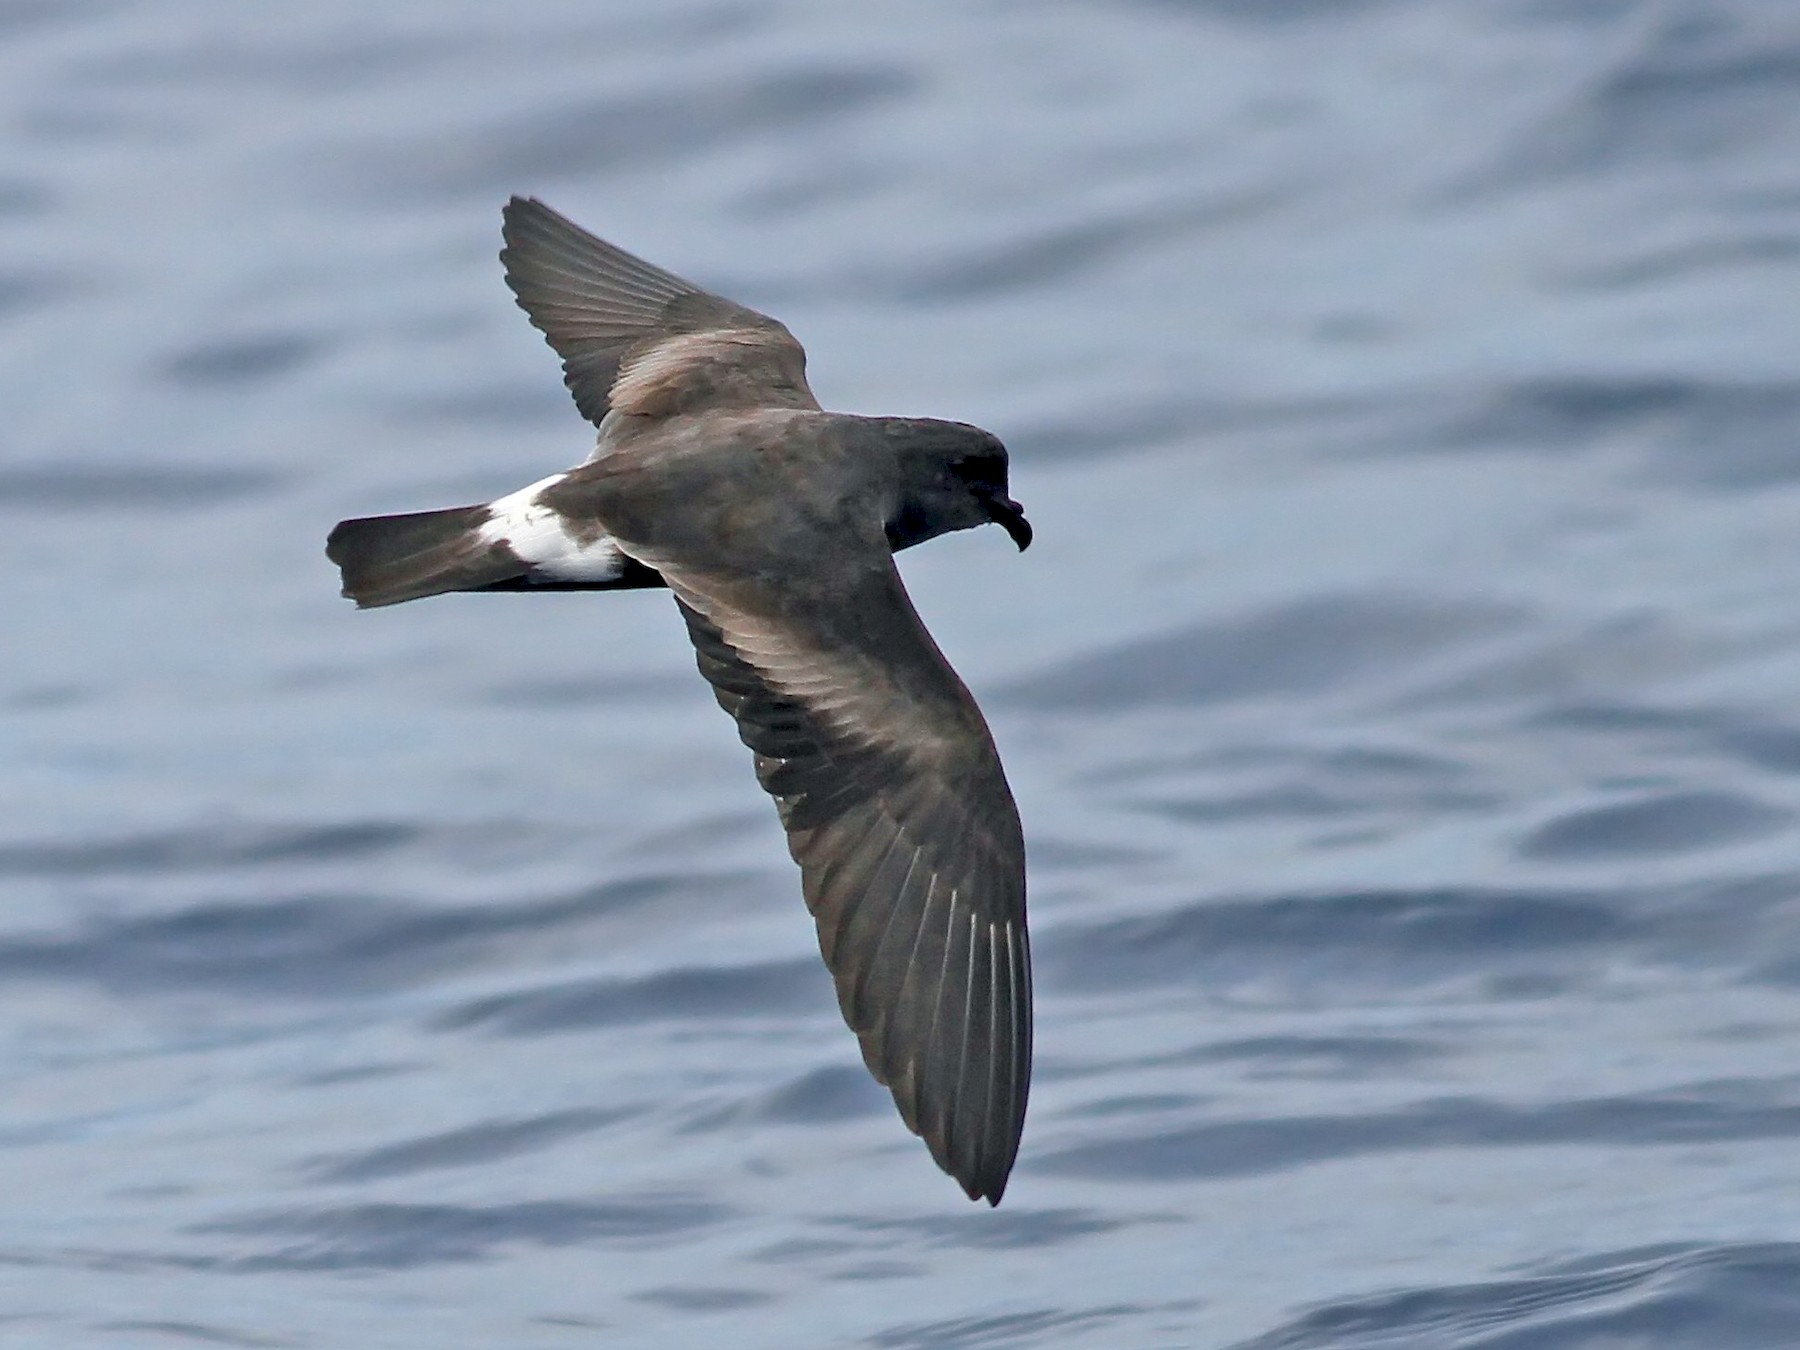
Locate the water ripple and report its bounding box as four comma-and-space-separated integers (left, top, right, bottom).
192, 1196, 732, 1270
301, 1107, 633, 1184
435, 956, 828, 1034
1042, 1080, 1800, 1182
1232, 1242, 1800, 1349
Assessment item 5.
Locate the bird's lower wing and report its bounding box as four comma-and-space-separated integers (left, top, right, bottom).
650, 554, 1031, 1204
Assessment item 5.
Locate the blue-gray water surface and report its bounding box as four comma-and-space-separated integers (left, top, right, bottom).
5, 1, 1800, 1346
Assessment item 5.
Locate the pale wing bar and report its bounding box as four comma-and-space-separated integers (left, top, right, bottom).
501, 196, 818, 425
500, 196, 703, 426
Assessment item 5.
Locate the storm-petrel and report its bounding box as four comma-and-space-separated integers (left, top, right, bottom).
327, 197, 1031, 1203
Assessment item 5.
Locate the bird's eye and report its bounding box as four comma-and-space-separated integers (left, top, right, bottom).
955, 454, 1004, 493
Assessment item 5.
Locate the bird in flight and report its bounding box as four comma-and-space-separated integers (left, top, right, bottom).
327, 198, 1032, 1204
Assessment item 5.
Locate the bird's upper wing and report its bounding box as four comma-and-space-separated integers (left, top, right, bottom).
500, 196, 820, 426
602, 500, 1030, 1203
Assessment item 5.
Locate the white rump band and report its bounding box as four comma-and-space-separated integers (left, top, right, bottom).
477, 473, 626, 583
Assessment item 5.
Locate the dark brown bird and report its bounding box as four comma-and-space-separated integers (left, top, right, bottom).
327, 198, 1032, 1204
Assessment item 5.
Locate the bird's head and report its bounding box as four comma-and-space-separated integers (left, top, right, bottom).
883, 419, 1031, 554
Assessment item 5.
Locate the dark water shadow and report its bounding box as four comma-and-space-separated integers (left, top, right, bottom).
1229, 1240, 1800, 1349
1530, 699, 1800, 778
1518, 790, 1790, 861
1434, 375, 1800, 489
629, 1285, 772, 1312
1161, 1033, 1452, 1079
1120, 0, 1392, 21
191, 1195, 730, 1270
1037, 886, 1634, 997
0, 464, 280, 512
753, 1064, 888, 1125
833, 1206, 1149, 1252
677, 1063, 889, 1134
882, 190, 1280, 304
435, 954, 828, 1034
0, 822, 418, 877
1467, 10, 1800, 189
159, 331, 325, 386
1009, 391, 1230, 463
301, 1107, 634, 1184
92, 1321, 295, 1349
68, 26, 458, 95
0, 873, 726, 999
481, 671, 687, 708
1040, 1080, 1800, 1182
1220, 371, 1800, 493
0, 172, 51, 214
868, 1300, 1197, 1350
332, 64, 913, 200
1002, 593, 1525, 711
0, 0, 116, 40
0, 266, 74, 315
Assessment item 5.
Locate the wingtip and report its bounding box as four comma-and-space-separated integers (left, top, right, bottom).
952, 1155, 1013, 1206
500, 195, 542, 249
499, 195, 569, 255
324, 518, 352, 564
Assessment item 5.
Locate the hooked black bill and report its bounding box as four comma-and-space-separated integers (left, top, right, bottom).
985, 494, 1032, 551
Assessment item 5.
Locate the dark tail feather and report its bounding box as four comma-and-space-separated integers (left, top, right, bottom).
327, 506, 522, 609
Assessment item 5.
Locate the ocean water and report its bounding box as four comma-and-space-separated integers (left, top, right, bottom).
4, 0, 1800, 1345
